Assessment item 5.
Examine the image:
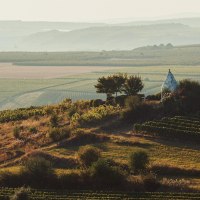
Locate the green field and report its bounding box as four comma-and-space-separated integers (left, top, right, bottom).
2, 65, 200, 110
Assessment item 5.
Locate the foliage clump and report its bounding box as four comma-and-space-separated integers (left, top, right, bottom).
123, 75, 144, 96
20, 156, 55, 187
77, 145, 101, 167
50, 113, 59, 127
29, 126, 38, 134
48, 127, 71, 142
71, 105, 120, 127
90, 159, 126, 187
95, 74, 143, 99
129, 151, 149, 174
13, 126, 21, 139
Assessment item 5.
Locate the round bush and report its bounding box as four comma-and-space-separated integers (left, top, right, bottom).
78, 145, 101, 167
50, 114, 58, 127
90, 159, 125, 187
90, 99, 104, 107
21, 156, 55, 187
13, 126, 21, 139
48, 127, 71, 142
129, 151, 149, 173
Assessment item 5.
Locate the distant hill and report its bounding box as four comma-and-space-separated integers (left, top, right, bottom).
0, 21, 106, 51
16, 23, 200, 51
2, 18, 200, 51
118, 17, 200, 27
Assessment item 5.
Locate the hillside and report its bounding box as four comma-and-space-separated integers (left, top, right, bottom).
0, 21, 106, 51
119, 17, 200, 27
16, 23, 200, 51
0, 97, 200, 195
2, 18, 200, 51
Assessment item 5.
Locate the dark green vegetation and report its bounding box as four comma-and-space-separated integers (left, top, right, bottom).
95, 74, 143, 98
1, 44, 200, 66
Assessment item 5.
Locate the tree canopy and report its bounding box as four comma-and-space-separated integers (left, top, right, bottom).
123, 76, 144, 96
95, 74, 143, 99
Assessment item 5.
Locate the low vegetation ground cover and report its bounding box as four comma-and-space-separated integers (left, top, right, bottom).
134, 115, 200, 141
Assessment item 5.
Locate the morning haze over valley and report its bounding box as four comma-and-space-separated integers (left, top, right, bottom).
0, 0, 200, 199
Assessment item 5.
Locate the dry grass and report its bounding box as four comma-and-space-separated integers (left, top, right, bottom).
0, 116, 50, 164
0, 100, 199, 190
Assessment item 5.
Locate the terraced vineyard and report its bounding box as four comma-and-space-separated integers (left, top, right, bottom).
0, 188, 200, 200
134, 116, 200, 140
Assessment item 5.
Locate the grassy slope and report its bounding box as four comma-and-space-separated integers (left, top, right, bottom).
0, 101, 199, 191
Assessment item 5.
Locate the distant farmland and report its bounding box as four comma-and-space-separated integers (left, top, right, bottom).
0, 44, 200, 66
2, 64, 200, 110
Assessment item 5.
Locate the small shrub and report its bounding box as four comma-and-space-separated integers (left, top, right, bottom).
90, 99, 104, 107
125, 95, 141, 110
77, 105, 120, 127
90, 159, 126, 187
29, 126, 37, 134
13, 126, 21, 139
21, 156, 55, 187
146, 93, 161, 101
115, 95, 128, 107
50, 114, 58, 127
129, 151, 149, 174
70, 113, 81, 127
122, 103, 155, 123
44, 106, 55, 115
68, 106, 77, 118
10, 187, 30, 200
78, 145, 101, 167
22, 156, 54, 176
48, 127, 71, 142
71, 128, 86, 136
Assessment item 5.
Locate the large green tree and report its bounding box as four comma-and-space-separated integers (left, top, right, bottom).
95, 76, 116, 99
123, 76, 144, 96
112, 73, 127, 97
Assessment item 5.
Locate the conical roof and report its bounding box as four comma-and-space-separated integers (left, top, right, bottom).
162, 69, 178, 92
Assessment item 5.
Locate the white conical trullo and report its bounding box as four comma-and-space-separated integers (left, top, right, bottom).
161, 69, 178, 100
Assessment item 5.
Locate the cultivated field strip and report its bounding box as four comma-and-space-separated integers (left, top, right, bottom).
0, 188, 200, 200
134, 115, 200, 140
2, 65, 200, 110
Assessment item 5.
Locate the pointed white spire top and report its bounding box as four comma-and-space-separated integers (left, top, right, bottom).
162, 69, 178, 93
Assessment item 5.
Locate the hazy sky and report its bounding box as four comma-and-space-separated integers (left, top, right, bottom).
1, 0, 200, 22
